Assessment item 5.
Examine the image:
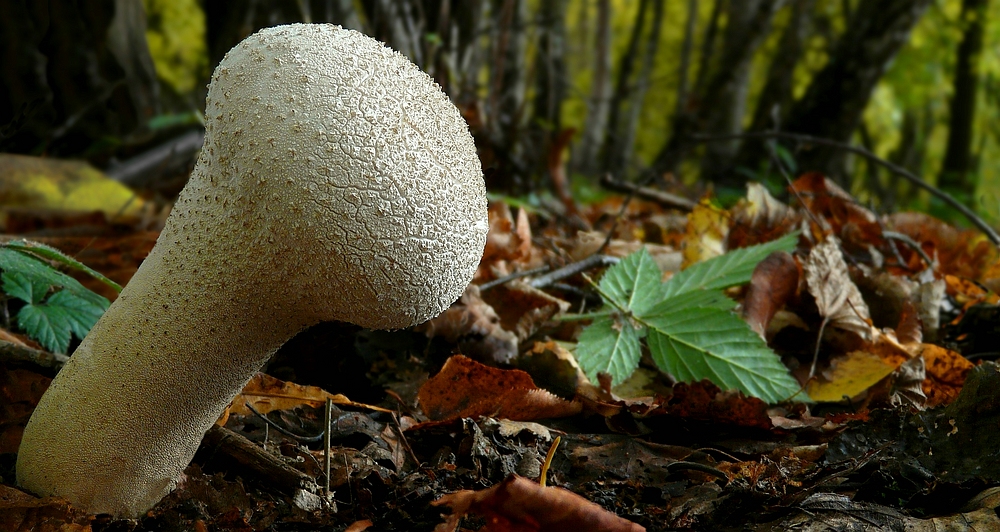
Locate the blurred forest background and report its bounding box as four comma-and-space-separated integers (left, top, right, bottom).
2, 0, 999, 224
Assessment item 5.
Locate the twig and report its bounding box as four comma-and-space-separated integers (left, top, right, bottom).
479, 265, 551, 292
0, 339, 68, 370
689, 131, 1000, 245
324, 398, 332, 497
245, 402, 324, 443
529, 254, 619, 289
201, 424, 319, 495
883, 230, 934, 269
599, 174, 697, 212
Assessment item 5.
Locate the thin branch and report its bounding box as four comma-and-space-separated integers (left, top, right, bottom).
529, 254, 619, 289
600, 174, 697, 211
689, 131, 1000, 245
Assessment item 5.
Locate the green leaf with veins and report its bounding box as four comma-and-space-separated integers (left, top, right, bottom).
572, 233, 803, 403
644, 291, 801, 402
0, 244, 112, 353
662, 232, 798, 298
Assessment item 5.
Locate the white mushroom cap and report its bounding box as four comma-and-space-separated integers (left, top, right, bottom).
17, 24, 487, 517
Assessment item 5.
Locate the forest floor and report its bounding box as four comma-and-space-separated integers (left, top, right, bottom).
2, 171, 1000, 531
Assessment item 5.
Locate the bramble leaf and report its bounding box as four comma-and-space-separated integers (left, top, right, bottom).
663, 232, 798, 298
644, 291, 802, 403
596, 248, 665, 316
575, 314, 644, 385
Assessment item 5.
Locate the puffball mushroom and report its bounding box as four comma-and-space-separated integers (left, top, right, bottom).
16, 24, 487, 517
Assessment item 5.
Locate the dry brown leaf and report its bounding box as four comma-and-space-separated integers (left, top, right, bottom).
729, 182, 801, 247
480, 281, 570, 342
418, 284, 519, 364
221, 373, 388, 425
921, 344, 975, 407
0, 484, 92, 531
742, 251, 800, 337
432, 474, 645, 532
417, 355, 581, 422
804, 236, 873, 341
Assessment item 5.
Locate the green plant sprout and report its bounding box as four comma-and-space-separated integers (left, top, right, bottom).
0, 240, 120, 354
571, 233, 803, 403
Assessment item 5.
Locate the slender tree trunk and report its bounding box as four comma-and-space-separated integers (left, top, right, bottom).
698, 0, 785, 184
573, 0, 613, 175
939, 0, 989, 200
614, 0, 664, 175
0, 0, 158, 157
602, 0, 650, 174
533, 0, 568, 137
782, 0, 933, 181
649, 0, 783, 183
674, 0, 698, 128
733, 0, 814, 177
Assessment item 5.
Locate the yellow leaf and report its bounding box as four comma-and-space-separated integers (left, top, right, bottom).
682, 198, 729, 268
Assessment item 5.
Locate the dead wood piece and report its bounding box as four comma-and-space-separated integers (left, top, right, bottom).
600, 174, 697, 212
0, 339, 68, 370
199, 424, 319, 496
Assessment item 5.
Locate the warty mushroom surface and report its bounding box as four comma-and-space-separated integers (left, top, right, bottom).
16, 23, 488, 517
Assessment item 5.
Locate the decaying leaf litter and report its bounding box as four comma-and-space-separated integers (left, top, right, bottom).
3, 168, 1000, 530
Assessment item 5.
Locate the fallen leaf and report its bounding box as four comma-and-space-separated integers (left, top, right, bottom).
221, 373, 388, 425
921, 344, 974, 407
432, 474, 645, 532
418, 355, 581, 422
682, 199, 729, 269
804, 235, 873, 341
418, 284, 519, 364
742, 250, 800, 337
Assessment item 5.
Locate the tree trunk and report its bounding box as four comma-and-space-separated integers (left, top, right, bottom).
733, 0, 814, 178
0, 0, 159, 158
613, 0, 664, 176
573, 0, 613, 176
698, 0, 785, 184
602, 0, 650, 174
938, 0, 989, 200
649, 0, 783, 183
782, 0, 933, 181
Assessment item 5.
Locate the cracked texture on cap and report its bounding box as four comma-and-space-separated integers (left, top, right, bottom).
206, 23, 488, 328
16, 24, 487, 517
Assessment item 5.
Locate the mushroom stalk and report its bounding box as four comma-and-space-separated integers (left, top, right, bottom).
16, 24, 487, 517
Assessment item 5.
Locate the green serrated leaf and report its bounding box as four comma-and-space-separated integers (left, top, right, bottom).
0, 248, 109, 307
2, 271, 49, 304
597, 247, 665, 315
17, 303, 73, 354
5, 240, 122, 293
664, 232, 799, 298
574, 314, 644, 385
45, 290, 106, 339
643, 292, 801, 403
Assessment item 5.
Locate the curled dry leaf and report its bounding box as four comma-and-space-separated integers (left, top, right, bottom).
729, 183, 801, 247
432, 474, 645, 532
804, 236, 873, 341
806, 330, 915, 403
789, 173, 882, 248
888, 211, 998, 281
742, 251, 800, 337
480, 281, 570, 342
920, 344, 975, 407
417, 355, 581, 422
479, 203, 543, 281
221, 373, 389, 425
418, 284, 519, 364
